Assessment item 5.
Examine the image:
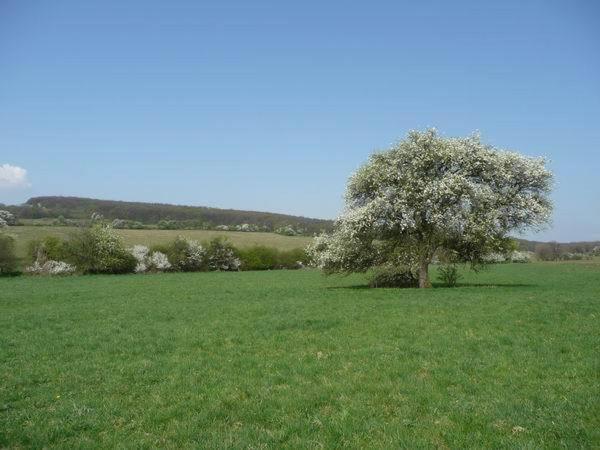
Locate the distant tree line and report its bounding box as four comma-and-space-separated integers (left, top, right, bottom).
515, 239, 600, 261
1, 196, 333, 235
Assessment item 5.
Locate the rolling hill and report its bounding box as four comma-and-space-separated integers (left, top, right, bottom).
4, 196, 333, 235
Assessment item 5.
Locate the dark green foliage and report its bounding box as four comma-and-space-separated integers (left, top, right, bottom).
239, 246, 280, 270
238, 246, 308, 270
437, 264, 462, 287
277, 247, 309, 269
64, 227, 136, 274
27, 236, 67, 263
111, 219, 145, 229
157, 219, 181, 230
367, 265, 418, 288
0, 234, 19, 275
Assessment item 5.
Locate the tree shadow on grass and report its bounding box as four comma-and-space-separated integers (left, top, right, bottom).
327, 282, 536, 290
326, 285, 372, 290
434, 282, 536, 288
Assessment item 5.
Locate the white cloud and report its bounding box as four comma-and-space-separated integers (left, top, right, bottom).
0, 164, 31, 189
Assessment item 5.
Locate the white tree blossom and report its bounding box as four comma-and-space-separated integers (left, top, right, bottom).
309, 129, 553, 288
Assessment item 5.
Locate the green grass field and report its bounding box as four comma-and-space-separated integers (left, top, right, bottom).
1, 263, 599, 448
5, 226, 313, 262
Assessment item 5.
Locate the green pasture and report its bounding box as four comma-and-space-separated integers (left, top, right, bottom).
1, 262, 598, 448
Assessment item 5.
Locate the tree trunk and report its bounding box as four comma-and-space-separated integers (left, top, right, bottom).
418, 260, 431, 288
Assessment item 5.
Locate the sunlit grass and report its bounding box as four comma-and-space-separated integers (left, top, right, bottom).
1, 263, 598, 448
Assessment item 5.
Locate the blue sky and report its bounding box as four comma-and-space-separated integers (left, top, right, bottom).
1, 0, 598, 241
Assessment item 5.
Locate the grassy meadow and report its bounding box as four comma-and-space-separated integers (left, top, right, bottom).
1, 262, 598, 448
5, 226, 313, 263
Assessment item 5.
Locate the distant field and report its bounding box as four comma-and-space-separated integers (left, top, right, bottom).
1, 263, 598, 448
5, 226, 313, 261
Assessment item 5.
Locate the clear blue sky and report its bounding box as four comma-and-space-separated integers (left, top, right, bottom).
1, 0, 599, 241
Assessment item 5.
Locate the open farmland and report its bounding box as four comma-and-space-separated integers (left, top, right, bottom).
1, 262, 598, 448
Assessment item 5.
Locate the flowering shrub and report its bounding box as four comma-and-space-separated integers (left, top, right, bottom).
510, 251, 533, 263
130, 245, 172, 273
560, 252, 590, 261
483, 250, 533, 264
483, 253, 507, 263
0, 210, 16, 226
161, 236, 205, 271
90, 212, 104, 223
205, 237, 241, 271
131, 245, 150, 273
150, 251, 171, 270
26, 260, 75, 276
275, 225, 299, 236
65, 225, 137, 274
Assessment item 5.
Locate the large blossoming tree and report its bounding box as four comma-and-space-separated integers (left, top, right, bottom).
309, 129, 553, 288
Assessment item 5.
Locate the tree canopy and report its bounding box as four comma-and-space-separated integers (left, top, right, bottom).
309, 129, 553, 288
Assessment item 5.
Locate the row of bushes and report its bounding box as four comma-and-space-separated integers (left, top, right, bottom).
0, 225, 309, 276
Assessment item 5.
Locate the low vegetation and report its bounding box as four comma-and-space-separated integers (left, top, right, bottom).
0, 263, 598, 448
4, 225, 313, 263
3, 224, 309, 276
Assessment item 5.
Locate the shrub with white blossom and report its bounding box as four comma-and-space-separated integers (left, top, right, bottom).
275, 225, 299, 236
65, 225, 137, 274
483, 252, 508, 263
309, 129, 553, 288
150, 251, 171, 271
205, 237, 241, 271
483, 250, 533, 264
131, 245, 172, 272
131, 245, 150, 273
510, 251, 533, 263
0, 210, 16, 227
90, 212, 104, 223
163, 236, 205, 271
26, 260, 76, 276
